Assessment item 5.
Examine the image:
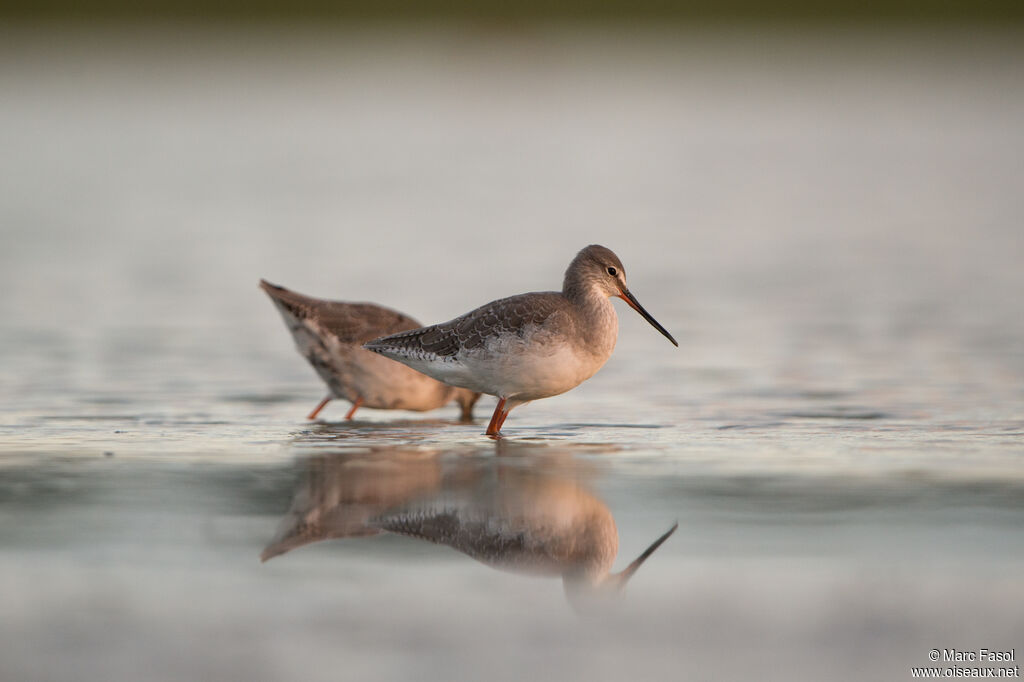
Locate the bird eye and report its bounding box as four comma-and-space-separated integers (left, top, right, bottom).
607, 266, 618, 276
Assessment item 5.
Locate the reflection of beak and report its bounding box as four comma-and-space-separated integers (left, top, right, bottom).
608, 521, 679, 589
617, 288, 679, 347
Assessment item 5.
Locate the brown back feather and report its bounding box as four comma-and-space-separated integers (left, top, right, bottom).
260, 280, 420, 343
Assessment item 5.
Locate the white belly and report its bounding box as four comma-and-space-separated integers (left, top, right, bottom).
390, 298, 619, 402
408, 328, 611, 401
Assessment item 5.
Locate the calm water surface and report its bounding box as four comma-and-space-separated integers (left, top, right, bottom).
1, 24, 1022, 681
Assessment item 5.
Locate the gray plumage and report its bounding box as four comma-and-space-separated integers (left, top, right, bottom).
367, 292, 572, 360
362, 245, 677, 435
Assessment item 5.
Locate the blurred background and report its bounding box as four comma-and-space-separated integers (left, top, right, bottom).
1, 3, 1022, 682
4, 0, 1024, 22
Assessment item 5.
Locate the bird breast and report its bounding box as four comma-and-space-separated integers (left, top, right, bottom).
462, 299, 618, 401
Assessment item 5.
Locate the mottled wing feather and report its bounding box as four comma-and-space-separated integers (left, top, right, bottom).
369, 292, 567, 358
261, 280, 421, 343
375, 509, 544, 571
310, 302, 419, 343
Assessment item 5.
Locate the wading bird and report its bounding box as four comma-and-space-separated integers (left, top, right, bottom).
363, 245, 677, 436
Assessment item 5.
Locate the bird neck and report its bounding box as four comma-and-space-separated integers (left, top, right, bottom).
562, 266, 598, 304
570, 290, 618, 360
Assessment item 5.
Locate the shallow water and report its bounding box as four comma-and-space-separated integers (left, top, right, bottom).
1, 24, 1023, 681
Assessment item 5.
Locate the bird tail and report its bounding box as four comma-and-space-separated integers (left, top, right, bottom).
258, 279, 319, 320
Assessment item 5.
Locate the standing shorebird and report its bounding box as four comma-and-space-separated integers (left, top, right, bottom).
363, 245, 677, 436
260, 280, 480, 421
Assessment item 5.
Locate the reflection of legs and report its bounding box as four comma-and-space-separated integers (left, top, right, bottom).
307, 395, 331, 420
485, 397, 508, 437
344, 397, 364, 420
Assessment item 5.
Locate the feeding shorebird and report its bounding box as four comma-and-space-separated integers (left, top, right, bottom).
363, 245, 677, 436
260, 280, 480, 421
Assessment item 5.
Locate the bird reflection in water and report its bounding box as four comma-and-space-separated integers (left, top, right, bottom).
261, 448, 676, 605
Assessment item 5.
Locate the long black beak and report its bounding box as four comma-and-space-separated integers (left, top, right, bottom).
609, 521, 679, 589
618, 288, 679, 347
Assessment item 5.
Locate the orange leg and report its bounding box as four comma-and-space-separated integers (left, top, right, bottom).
307, 395, 331, 420
344, 396, 364, 420
495, 406, 512, 432
485, 397, 510, 437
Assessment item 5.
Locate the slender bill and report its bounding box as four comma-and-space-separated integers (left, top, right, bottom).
610, 521, 679, 589
618, 289, 679, 347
